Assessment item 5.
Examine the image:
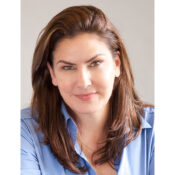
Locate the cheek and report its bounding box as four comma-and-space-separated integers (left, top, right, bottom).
56, 77, 73, 95
96, 68, 115, 87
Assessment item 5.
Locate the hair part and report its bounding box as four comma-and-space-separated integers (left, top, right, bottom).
31, 5, 150, 174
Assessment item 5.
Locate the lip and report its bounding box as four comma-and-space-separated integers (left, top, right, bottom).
75, 92, 97, 101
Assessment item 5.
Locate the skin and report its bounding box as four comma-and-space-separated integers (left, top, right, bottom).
47, 33, 120, 174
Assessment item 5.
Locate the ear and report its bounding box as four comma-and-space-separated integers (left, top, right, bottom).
47, 62, 58, 86
114, 51, 121, 77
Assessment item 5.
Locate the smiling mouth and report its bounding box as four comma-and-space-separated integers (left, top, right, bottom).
75, 92, 97, 101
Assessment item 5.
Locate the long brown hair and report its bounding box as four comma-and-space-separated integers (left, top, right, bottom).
31, 5, 148, 174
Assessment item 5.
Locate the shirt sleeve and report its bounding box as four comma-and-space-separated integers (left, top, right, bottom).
21, 119, 41, 175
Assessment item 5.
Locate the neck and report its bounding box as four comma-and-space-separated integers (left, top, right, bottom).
75, 104, 110, 150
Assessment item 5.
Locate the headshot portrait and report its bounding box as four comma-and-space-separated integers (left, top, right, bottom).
21, 1, 154, 175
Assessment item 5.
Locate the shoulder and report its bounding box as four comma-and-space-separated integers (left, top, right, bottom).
120, 106, 154, 174
21, 108, 65, 174
21, 107, 33, 119
21, 107, 38, 126
140, 106, 154, 160
139, 106, 154, 151
21, 107, 39, 139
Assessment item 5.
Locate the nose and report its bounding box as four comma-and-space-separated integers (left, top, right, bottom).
76, 67, 92, 89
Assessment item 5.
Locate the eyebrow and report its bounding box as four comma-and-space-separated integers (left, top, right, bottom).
56, 54, 105, 65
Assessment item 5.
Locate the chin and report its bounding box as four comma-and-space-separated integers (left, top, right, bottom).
73, 105, 102, 115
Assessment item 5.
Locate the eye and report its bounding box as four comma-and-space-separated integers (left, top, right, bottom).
90, 60, 102, 67
61, 65, 75, 70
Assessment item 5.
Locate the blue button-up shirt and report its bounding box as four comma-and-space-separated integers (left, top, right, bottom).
21, 103, 154, 175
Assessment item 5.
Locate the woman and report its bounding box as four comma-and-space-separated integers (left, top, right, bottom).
21, 5, 154, 175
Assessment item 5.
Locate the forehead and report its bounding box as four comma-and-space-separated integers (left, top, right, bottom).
52, 33, 112, 63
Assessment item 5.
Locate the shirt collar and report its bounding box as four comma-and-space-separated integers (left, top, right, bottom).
61, 102, 152, 136
61, 102, 71, 125
140, 106, 154, 129
61, 102, 78, 144
141, 116, 152, 129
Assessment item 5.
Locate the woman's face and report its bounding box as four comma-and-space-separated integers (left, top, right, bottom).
48, 33, 120, 117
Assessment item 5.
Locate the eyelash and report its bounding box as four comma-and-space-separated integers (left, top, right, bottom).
61, 65, 74, 70
61, 60, 102, 70
90, 60, 102, 67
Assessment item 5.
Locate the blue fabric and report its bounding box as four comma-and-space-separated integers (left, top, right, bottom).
21, 103, 154, 175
